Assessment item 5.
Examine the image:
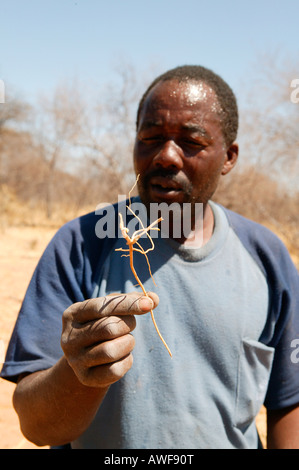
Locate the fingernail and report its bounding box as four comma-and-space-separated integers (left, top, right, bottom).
139, 297, 153, 311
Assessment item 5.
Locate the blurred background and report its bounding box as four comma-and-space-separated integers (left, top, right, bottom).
0, 0, 298, 449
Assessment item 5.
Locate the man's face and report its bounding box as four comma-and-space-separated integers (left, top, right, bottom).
134, 79, 237, 211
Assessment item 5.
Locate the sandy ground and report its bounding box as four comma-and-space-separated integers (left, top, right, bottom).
0, 226, 56, 449
0, 225, 267, 449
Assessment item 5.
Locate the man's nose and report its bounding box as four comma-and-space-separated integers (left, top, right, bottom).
152, 140, 183, 169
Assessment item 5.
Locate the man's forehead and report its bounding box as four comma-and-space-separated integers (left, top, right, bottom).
168, 81, 214, 103
142, 79, 221, 113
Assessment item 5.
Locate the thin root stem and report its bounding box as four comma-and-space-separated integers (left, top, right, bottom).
116, 176, 172, 357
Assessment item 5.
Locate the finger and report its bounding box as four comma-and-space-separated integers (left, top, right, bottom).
67, 315, 137, 348
80, 353, 134, 388
83, 333, 136, 367
71, 334, 135, 387
65, 291, 159, 323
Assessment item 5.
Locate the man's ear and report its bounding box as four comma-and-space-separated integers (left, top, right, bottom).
221, 142, 239, 175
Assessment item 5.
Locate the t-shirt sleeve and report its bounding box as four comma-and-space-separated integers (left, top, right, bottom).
262, 242, 299, 410
0, 219, 89, 383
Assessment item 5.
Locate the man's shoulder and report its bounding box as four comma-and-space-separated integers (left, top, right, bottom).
220, 205, 284, 246
51, 210, 98, 246
55, 201, 121, 243
219, 204, 297, 278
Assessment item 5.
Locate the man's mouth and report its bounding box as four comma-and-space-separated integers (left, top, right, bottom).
150, 176, 183, 194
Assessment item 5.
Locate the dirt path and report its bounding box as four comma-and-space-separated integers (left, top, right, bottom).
0, 226, 56, 449
0, 224, 268, 449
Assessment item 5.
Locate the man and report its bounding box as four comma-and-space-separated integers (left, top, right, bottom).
1, 65, 299, 449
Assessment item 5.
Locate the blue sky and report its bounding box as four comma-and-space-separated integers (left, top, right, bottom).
1, 0, 298, 103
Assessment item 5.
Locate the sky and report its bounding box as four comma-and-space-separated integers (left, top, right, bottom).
1, 0, 299, 105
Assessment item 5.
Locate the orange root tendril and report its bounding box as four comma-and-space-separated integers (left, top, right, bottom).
115, 176, 172, 357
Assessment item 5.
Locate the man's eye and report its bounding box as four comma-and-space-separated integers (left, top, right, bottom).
183, 139, 205, 148
140, 135, 163, 143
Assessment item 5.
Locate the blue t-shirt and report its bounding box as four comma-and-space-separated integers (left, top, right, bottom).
1, 200, 299, 449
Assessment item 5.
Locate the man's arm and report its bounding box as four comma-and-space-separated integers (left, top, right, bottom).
13, 356, 109, 447
267, 404, 299, 449
12, 292, 157, 447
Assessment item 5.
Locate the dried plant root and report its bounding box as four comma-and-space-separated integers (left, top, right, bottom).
116, 177, 172, 357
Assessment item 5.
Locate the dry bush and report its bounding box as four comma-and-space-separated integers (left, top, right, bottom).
214, 165, 299, 267
0, 184, 94, 229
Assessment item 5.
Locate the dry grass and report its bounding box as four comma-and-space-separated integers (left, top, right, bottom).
0, 185, 95, 230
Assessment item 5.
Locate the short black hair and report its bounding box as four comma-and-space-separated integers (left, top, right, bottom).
136, 65, 238, 146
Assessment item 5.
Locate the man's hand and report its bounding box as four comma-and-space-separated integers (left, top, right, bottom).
13, 291, 159, 446
61, 292, 159, 388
